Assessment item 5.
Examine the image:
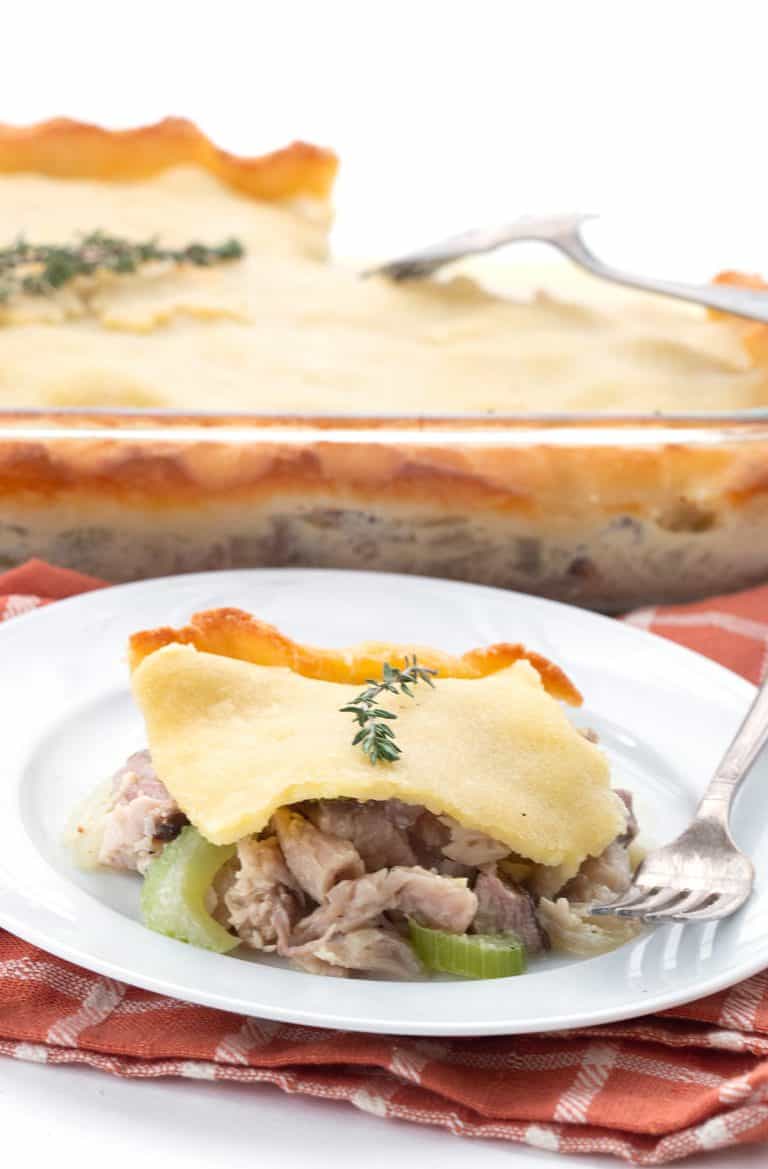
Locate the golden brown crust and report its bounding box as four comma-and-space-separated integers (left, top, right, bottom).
711, 271, 768, 365
0, 127, 760, 557
0, 425, 757, 512
0, 117, 338, 201
0, 413, 757, 514
128, 606, 583, 705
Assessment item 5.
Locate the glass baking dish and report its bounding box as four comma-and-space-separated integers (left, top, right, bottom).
2, 407, 768, 611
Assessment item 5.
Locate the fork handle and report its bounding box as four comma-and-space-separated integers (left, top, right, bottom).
695, 675, 768, 823
556, 234, 768, 324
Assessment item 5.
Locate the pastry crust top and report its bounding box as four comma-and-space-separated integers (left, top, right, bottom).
130, 631, 620, 865
128, 607, 583, 705
0, 119, 765, 529
0, 117, 338, 200
0, 119, 763, 416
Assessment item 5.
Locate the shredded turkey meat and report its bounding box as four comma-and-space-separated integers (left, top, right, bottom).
290, 865, 478, 945
528, 788, 637, 902
288, 952, 349, 978
223, 836, 304, 951
300, 798, 508, 873
272, 808, 365, 900
95, 747, 642, 979
439, 819, 510, 866
302, 799, 418, 869
473, 870, 549, 953
287, 927, 424, 980
561, 840, 633, 905
97, 750, 188, 874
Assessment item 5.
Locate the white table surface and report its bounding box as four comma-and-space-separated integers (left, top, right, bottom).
3, 0, 768, 1163
0, 1056, 764, 1168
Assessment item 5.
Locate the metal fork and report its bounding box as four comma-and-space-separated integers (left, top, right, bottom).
590, 677, 768, 924
367, 213, 768, 323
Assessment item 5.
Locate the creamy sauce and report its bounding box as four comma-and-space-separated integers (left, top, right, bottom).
0, 166, 763, 414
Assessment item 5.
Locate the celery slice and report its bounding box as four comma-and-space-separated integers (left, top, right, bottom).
141, 826, 238, 953
408, 918, 527, 979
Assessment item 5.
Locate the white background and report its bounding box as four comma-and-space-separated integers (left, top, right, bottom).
5, 0, 768, 270
3, 1, 768, 1164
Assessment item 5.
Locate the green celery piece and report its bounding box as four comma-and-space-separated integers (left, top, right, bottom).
408, 918, 527, 979
141, 825, 238, 953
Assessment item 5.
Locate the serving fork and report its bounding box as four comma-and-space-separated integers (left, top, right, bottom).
368, 213, 768, 323
590, 676, 768, 924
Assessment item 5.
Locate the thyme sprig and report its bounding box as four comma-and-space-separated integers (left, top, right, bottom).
0, 231, 244, 302
341, 659, 438, 765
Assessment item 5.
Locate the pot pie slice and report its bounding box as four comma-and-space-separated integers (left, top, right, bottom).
72, 609, 642, 980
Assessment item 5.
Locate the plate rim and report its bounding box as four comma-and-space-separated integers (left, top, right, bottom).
0, 567, 763, 1037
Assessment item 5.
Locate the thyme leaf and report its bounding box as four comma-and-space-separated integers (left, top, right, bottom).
0, 231, 244, 302
341, 658, 437, 765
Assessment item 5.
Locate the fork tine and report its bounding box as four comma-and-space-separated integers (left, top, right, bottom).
674, 893, 748, 923
643, 890, 715, 920
624, 888, 689, 916
379, 261, 433, 281
590, 885, 656, 914
594, 887, 688, 918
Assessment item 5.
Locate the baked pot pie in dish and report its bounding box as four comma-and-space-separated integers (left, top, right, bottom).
71, 608, 642, 980
1, 118, 768, 607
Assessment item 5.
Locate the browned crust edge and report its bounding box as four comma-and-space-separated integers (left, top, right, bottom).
711, 271, 768, 366
0, 117, 338, 201
128, 606, 583, 705
1, 431, 765, 512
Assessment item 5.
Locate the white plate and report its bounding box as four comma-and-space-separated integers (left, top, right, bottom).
1, 568, 766, 1036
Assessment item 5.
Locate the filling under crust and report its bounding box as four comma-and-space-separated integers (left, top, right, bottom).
93, 748, 641, 979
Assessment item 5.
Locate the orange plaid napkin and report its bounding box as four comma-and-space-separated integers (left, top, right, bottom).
2, 559, 768, 1165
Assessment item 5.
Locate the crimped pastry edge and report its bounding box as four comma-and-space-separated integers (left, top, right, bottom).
0, 116, 338, 201
128, 606, 583, 705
